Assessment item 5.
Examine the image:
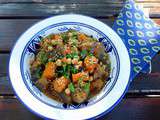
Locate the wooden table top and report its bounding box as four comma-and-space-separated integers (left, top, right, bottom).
0, 0, 160, 120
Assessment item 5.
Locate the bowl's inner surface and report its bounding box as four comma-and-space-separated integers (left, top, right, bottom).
21, 22, 120, 109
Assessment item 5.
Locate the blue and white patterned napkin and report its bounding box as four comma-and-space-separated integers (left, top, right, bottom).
112, 0, 160, 80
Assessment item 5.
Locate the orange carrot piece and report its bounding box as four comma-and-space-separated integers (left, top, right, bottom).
53, 76, 69, 93
72, 72, 89, 83
42, 62, 56, 79
84, 56, 98, 72
78, 34, 88, 41
52, 34, 61, 40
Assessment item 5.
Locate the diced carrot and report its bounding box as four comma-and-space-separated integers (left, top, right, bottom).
78, 34, 88, 41
42, 62, 56, 79
61, 57, 67, 63
84, 56, 98, 72
72, 72, 89, 83
53, 76, 69, 93
52, 34, 61, 40
63, 46, 71, 55
86, 64, 98, 72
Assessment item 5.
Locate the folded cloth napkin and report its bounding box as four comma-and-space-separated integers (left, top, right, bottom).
112, 0, 160, 80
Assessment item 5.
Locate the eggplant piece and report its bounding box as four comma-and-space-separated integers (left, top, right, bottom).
59, 92, 72, 104
35, 77, 48, 91
90, 79, 104, 92
93, 64, 108, 80
72, 88, 88, 103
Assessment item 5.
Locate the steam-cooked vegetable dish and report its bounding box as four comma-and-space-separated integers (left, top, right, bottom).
30, 30, 110, 104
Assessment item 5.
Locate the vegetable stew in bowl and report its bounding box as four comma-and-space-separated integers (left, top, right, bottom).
30, 30, 111, 104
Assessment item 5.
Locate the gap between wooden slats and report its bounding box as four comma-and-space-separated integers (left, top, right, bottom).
1, 98, 160, 120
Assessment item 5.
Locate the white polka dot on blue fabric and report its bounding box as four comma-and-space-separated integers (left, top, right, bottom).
128, 39, 136, 46
126, 11, 133, 18
127, 29, 135, 36
138, 39, 147, 46
117, 28, 125, 35
136, 31, 144, 37
134, 12, 142, 20
146, 31, 155, 37
144, 23, 152, 29
116, 19, 124, 26
113, 0, 160, 78
125, 4, 132, 9
135, 22, 143, 29
127, 20, 134, 27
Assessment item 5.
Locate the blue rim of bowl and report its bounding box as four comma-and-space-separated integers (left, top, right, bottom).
8, 14, 131, 120
20, 22, 120, 109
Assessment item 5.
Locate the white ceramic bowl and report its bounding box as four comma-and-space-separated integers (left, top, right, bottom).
9, 14, 131, 120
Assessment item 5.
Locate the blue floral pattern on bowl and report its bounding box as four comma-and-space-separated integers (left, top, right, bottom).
20, 22, 120, 109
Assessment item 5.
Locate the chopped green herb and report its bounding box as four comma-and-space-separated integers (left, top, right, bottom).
71, 38, 78, 46
69, 30, 78, 39
32, 66, 42, 79
72, 52, 78, 58
61, 33, 69, 44
83, 82, 90, 94
88, 53, 94, 56
69, 83, 75, 93
37, 51, 48, 64
64, 72, 70, 79
66, 53, 78, 59
45, 34, 53, 39
71, 66, 78, 74
63, 65, 67, 72
51, 41, 59, 45
66, 54, 72, 58
80, 50, 88, 59
78, 77, 83, 85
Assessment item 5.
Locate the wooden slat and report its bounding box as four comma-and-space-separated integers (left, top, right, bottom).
0, 76, 13, 95
0, 2, 158, 18
136, 0, 160, 3
0, 98, 42, 120
0, 3, 123, 18
106, 98, 160, 120
0, 1, 158, 18
0, 17, 158, 52
0, 0, 159, 4
0, 18, 114, 51
153, 19, 160, 25
1, 98, 160, 120
0, 0, 124, 4
1, 53, 159, 95
0, 54, 9, 74
150, 7, 160, 18
0, 19, 40, 51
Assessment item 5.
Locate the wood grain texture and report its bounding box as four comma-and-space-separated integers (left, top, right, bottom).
0, 98, 42, 120
0, 18, 114, 51
0, 17, 158, 51
0, 0, 125, 4
0, 54, 9, 74
105, 98, 160, 120
0, 1, 158, 18
1, 98, 160, 120
0, 19, 40, 51
0, 3, 123, 18
154, 19, 160, 25
0, 76, 13, 95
